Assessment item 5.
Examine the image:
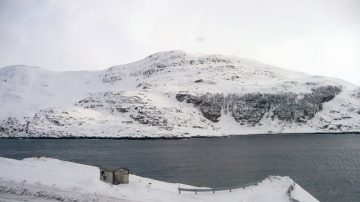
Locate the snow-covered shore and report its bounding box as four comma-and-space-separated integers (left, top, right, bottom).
0, 157, 318, 202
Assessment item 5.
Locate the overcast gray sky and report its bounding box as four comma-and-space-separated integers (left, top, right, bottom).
0, 0, 359, 85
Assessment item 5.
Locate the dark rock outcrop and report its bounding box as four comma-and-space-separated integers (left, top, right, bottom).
176, 85, 342, 125
0, 117, 27, 135
176, 93, 223, 122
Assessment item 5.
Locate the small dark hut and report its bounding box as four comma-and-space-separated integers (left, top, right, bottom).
100, 167, 129, 185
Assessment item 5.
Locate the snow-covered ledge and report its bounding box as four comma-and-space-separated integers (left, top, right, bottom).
0, 157, 319, 202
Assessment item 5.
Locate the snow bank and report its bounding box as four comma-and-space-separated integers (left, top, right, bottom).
0, 157, 318, 202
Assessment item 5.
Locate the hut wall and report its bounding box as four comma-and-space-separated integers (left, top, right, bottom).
100, 170, 114, 184
114, 169, 129, 184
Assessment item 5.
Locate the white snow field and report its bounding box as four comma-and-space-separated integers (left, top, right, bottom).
0, 157, 319, 202
0, 50, 359, 138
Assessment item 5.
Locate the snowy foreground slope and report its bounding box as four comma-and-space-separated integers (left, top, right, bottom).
0, 157, 318, 202
0, 50, 359, 138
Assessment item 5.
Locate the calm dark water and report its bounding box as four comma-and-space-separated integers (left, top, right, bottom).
1, 134, 360, 202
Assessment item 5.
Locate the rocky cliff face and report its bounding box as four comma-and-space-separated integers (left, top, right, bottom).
0, 51, 359, 137
176, 86, 342, 125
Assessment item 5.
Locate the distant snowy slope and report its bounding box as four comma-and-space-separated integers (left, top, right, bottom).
0, 65, 102, 118
0, 51, 359, 137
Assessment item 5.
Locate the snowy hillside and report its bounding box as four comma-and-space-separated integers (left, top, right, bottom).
0, 51, 359, 138
0, 157, 318, 202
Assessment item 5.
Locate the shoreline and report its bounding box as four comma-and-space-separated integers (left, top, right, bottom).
1, 131, 359, 140
0, 157, 319, 202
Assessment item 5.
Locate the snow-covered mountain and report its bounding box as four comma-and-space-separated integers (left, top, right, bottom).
1, 51, 359, 138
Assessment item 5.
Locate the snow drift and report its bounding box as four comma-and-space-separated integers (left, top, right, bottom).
0, 157, 318, 202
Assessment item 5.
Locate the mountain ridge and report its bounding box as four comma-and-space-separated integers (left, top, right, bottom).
1, 51, 359, 138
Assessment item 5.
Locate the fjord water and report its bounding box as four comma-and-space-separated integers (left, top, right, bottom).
1, 134, 360, 202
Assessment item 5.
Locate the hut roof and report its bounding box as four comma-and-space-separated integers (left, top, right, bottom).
100, 166, 129, 173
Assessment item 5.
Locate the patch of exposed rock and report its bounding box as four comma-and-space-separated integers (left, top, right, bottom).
176, 86, 342, 125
